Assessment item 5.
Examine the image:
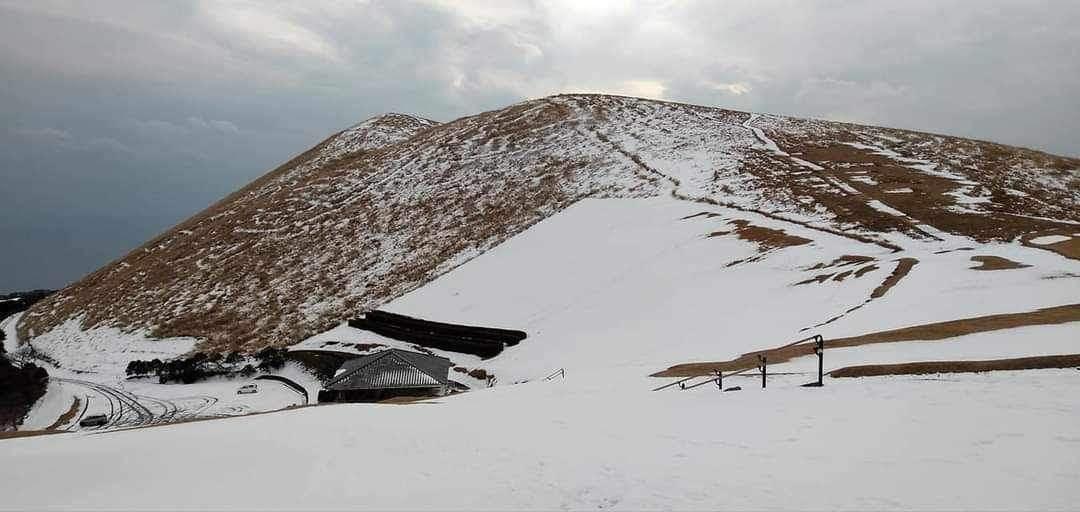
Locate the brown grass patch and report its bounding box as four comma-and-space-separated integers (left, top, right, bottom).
795, 273, 835, 285
1021, 231, 1080, 261
681, 212, 723, 220
711, 219, 811, 252
853, 264, 879, 278
764, 134, 1080, 243
969, 255, 1030, 271
808, 255, 876, 270
0, 429, 68, 441
44, 396, 81, 431
653, 303, 1080, 377
870, 258, 917, 299
467, 368, 490, 380
830, 354, 1080, 378
798, 256, 878, 285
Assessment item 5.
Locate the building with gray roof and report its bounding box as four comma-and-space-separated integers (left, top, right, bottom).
319, 348, 452, 402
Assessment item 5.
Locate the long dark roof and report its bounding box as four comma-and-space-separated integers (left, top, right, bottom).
327, 348, 452, 391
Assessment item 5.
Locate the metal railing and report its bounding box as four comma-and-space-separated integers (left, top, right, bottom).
654, 334, 826, 392
543, 368, 566, 381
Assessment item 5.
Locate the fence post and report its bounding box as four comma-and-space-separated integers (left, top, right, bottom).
816, 336, 824, 386
758, 354, 767, 389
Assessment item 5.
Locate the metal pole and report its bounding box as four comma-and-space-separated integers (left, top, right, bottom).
817, 336, 824, 386
759, 355, 767, 389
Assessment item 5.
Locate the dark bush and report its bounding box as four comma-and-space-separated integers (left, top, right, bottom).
467, 368, 489, 380
224, 352, 244, 365
0, 359, 49, 430
126, 347, 285, 385
132, 354, 218, 384
255, 347, 287, 371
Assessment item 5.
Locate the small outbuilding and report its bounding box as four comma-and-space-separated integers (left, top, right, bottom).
318, 348, 452, 403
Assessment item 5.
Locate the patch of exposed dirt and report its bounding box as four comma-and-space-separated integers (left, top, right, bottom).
870, 258, 918, 299
709, 219, 812, 252
45, 396, 81, 431
797, 258, 905, 327
830, 354, 1080, 378
795, 273, 835, 285
797, 256, 880, 286
467, 368, 490, 380
1021, 230, 1080, 261
0, 429, 67, 441
853, 264, 879, 278
653, 303, 1080, 377
807, 255, 876, 270
680, 212, 723, 221
969, 255, 1031, 271
934, 247, 975, 254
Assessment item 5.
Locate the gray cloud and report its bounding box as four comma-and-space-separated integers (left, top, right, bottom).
1, 0, 1078, 292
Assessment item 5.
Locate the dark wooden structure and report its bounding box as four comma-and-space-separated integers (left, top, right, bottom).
348, 310, 526, 359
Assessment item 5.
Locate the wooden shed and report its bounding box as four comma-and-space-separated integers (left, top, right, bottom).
318, 348, 452, 403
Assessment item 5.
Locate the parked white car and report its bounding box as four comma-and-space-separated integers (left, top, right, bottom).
236, 383, 259, 395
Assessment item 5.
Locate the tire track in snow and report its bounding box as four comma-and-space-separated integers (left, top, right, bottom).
59, 379, 156, 429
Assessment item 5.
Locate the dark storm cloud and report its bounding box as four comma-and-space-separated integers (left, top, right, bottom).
1, 0, 1078, 292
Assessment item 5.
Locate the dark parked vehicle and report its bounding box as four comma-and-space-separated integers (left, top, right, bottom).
79, 414, 108, 428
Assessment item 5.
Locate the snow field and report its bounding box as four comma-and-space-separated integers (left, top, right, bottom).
16, 381, 77, 431
381, 198, 1079, 383
1, 369, 1077, 510
1030, 235, 1072, 245
25, 316, 198, 375
384, 198, 891, 381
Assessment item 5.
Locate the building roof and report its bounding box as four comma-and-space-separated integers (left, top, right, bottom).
326, 348, 452, 391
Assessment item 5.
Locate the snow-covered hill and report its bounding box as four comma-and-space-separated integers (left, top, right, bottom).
16, 95, 1080, 366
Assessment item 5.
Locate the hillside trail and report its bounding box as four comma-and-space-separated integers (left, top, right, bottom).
568, 101, 927, 330
741, 113, 962, 247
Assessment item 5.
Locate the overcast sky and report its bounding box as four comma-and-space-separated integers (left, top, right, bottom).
1, 0, 1078, 292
